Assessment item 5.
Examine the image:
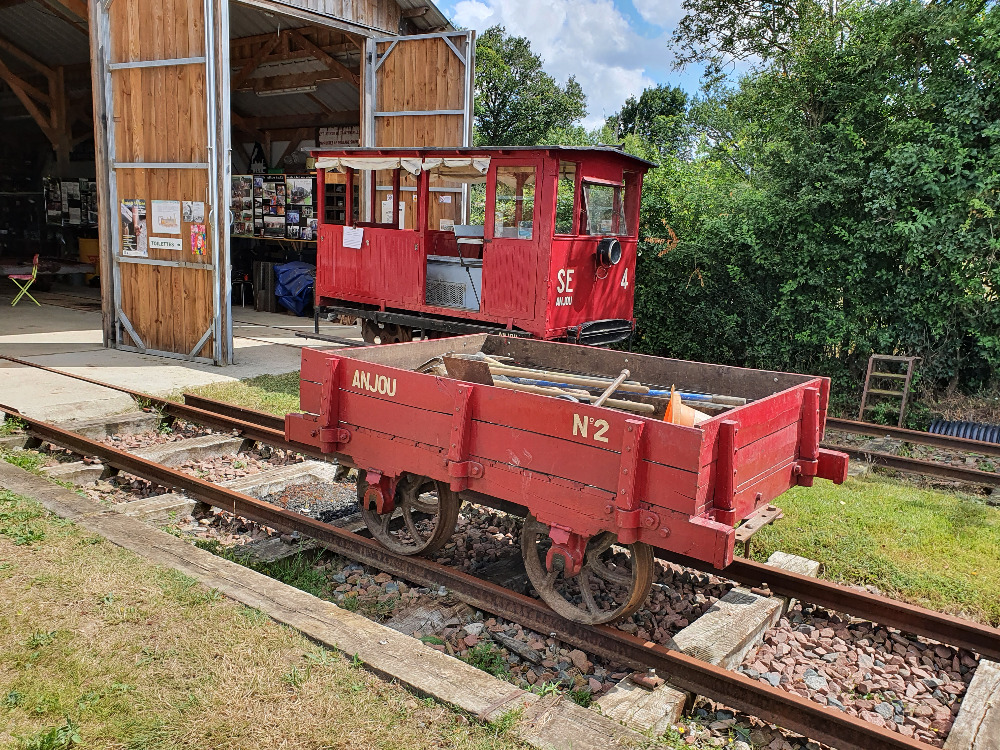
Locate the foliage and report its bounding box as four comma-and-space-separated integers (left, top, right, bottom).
0, 416, 26, 436
607, 84, 689, 156
634, 0, 1000, 396
463, 642, 510, 680
16, 719, 81, 750
473, 26, 587, 146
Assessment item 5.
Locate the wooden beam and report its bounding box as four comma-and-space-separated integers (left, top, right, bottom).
36, 0, 88, 35
288, 28, 360, 86
277, 128, 310, 165
0, 35, 55, 78
237, 70, 343, 94
229, 34, 280, 91
306, 92, 336, 116
0, 57, 56, 144
48, 0, 87, 19
239, 110, 360, 131
401, 6, 429, 18
50, 65, 72, 171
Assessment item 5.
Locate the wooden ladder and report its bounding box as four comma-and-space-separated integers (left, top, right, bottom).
858, 355, 920, 427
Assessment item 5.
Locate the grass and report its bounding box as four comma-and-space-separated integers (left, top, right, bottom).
0, 490, 528, 750
0, 415, 26, 436
178, 372, 302, 417
752, 473, 1000, 625
194, 539, 328, 598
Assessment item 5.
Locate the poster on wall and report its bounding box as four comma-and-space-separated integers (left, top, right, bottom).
258, 175, 286, 237
182, 200, 205, 223
151, 200, 181, 234
285, 176, 315, 239
121, 199, 148, 257
190, 223, 206, 256
61, 180, 81, 225
231, 175, 253, 235
44, 178, 61, 223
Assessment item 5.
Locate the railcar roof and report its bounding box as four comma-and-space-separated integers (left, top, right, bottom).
307, 145, 658, 170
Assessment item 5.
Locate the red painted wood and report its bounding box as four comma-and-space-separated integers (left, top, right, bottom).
288, 337, 841, 570
312, 147, 652, 339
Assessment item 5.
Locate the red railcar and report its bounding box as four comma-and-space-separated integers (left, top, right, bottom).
286, 335, 849, 625
311, 146, 654, 346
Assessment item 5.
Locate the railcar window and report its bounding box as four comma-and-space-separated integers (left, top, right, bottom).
555, 161, 578, 234
582, 181, 629, 236
493, 166, 536, 240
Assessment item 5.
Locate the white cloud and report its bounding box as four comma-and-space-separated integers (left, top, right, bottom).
451, 0, 671, 128
631, 0, 686, 29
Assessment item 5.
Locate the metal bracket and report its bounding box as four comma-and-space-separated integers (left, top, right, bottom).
361, 470, 398, 515
546, 524, 588, 577
615, 419, 644, 544
443, 381, 477, 491
797, 387, 821, 487
714, 419, 739, 525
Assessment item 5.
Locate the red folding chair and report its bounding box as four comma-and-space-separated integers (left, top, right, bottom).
9, 254, 40, 306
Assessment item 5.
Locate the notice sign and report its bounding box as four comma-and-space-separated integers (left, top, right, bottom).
342, 226, 364, 249
149, 237, 182, 251
120, 198, 147, 257
151, 200, 182, 234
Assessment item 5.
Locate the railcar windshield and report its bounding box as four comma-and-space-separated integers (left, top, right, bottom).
581, 181, 628, 236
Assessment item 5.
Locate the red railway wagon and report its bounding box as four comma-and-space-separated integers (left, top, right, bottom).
311, 146, 655, 346
286, 335, 849, 625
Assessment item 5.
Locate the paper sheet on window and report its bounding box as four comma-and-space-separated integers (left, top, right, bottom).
343, 226, 364, 249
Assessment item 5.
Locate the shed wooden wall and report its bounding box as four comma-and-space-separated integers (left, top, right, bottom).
374, 35, 465, 146
105, 0, 217, 359
267, 0, 401, 34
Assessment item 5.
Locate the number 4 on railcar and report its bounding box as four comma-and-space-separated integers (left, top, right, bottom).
311, 146, 655, 346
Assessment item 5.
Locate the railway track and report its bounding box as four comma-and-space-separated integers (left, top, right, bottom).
0, 402, 973, 750
1, 360, 999, 749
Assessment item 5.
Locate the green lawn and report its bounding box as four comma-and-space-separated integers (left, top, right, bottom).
178, 371, 302, 416
0, 489, 528, 750
752, 474, 1000, 626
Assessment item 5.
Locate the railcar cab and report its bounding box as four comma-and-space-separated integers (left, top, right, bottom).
311, 146, 655, 345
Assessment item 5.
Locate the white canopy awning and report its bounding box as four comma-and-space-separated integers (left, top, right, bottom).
315, 156, 490, 179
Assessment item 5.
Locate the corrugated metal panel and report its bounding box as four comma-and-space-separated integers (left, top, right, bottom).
230, 2, 310, 38
232, 78, 358, 117
0, 1, 90, 70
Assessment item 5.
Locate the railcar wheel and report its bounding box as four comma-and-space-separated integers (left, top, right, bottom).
361, 320, 413, 345
360, 474, 461, 555
521, 515, 653, 625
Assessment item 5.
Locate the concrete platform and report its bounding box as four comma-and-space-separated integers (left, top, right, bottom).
0, 283, 363, 423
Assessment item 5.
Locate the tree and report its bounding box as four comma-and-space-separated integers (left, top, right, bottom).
607, 84, 689, 155
636, 0, 1000, 397
473, 26, 587, 146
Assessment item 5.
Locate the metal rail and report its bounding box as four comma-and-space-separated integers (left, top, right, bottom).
5, 357, 1000, 657
827, 444, 1000, 487
0, 404, 934, 750
177, 392, 1000, 660
826, 417, 1000, 458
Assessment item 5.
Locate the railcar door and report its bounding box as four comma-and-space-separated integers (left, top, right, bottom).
482, 161, 540, 320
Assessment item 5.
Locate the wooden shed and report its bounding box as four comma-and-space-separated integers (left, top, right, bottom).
0, 0, 473, 364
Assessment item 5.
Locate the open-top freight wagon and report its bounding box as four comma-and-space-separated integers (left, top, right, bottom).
311, 146, 654, 346
286, 335, 848, 625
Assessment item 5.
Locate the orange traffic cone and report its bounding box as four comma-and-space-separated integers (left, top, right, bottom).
663, 386, 710, 426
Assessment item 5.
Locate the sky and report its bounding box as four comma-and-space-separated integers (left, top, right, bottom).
437, 0, 707, 129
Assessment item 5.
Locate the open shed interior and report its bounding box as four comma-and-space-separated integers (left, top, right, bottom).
0, 0, 453, 313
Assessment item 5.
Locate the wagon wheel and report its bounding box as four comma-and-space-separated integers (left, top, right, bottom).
361, 320, 413, 345
360, 474, 461, 555
521, 515, 654, 625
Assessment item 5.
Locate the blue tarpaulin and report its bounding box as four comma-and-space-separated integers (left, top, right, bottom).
274, 261, 315, 316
